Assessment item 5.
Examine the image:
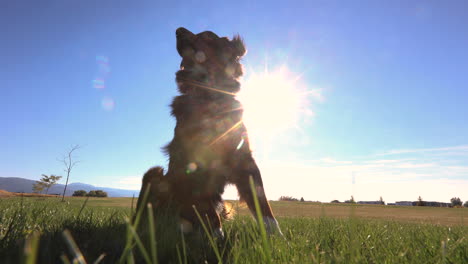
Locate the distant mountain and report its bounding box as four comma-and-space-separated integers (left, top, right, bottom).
0, 177, 139, 197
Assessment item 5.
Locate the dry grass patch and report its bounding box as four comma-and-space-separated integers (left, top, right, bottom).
0, 190, 60, 198
261, 201, 467, 226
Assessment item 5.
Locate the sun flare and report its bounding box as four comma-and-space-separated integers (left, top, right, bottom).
238, 66, 310, 138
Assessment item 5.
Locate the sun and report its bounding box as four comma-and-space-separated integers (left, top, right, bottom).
237, 65, 310, 139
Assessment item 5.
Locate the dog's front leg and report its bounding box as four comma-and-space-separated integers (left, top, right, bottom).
233, 155, 282, 235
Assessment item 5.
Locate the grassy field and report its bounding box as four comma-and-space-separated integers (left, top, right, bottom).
0, 196, 467, 263
54, 196, 468, 226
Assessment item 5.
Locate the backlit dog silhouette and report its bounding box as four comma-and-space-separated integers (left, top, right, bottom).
137, 27, 281, 238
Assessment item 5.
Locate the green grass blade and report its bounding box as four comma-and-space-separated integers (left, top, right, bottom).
23, 231, 40, 264
249, 177, 272, 264
180, 227, 187, 264
92, 253, 106, 264
77, 196, 90, 219
176, 245, 183, 264
132, 183, 151, 229
125, 217, 152, 264
62, 229, 87, 264
192, 205, 222, 263
118, 183, 151, 263
147, 203, 158, 264
60, 254, 72, 264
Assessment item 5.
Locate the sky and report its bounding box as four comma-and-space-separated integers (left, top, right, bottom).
1, 0, 467, 203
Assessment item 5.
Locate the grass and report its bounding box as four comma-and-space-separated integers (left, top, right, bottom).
40, 196, 467, 226
0, 196, 467, 263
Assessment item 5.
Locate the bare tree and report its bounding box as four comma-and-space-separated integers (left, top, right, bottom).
60, 145, 81, 202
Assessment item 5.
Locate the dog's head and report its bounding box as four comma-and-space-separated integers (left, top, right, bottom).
175, 27, 246, 95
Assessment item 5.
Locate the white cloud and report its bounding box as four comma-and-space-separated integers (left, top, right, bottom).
369, 159, 413, 164
116, 177, 142, 187
220, 152, 468, 202
236, 161, 468, 203
394, 163, 436, 169
376, 145, 468, 156
90, 176, 142, 190
319, 157, 353, 164
87, 146, 467, 204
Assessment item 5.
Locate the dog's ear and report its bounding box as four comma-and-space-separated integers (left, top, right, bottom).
232, 35, 247, 58
176, 27, 196, 58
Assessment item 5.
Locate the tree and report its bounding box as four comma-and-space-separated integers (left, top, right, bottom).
86, 190, 108, 197
72, 190, 87, 197
331, 200, 340, 203
450, 197, 462, 207
379, 196, 385, 205
60, 145, 81, 202
416, 196, 425, 206
37, 174, 62, 194
32, 182, 46, 194
345, 196, 356, 204
300, 197, 305, 202
464, 201, 468, 208
95, 190, 108, 197
279, 196, 298, 201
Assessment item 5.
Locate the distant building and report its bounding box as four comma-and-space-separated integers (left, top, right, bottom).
425, 201, 451, 207
357, 201, 382, 205
387, 203, 396, 206
395, 201, 416, 206
395, 201, 451, 207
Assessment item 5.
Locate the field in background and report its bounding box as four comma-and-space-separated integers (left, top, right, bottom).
0, 196, 467, 263
266, 201, 467, 226
0, 190, 61, 198
48, 196, 468, 226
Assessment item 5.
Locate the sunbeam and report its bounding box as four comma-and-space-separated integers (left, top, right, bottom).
179, 78, 237, 96
209, 120, 243, 146
238, 65, 313, 139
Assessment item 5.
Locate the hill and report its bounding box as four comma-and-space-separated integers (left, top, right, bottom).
0, 177, 139, 197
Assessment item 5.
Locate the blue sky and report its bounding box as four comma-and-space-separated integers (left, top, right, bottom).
1, 0, 467, 202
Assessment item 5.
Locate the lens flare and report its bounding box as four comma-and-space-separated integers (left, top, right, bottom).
93, 78, 105, 89
101, 97, 115, 111
186, 162, 198, 174
93, 55, 111, 90
238, 65, 312, 136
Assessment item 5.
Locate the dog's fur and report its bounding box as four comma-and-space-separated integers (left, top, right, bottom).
137, 28, 281, 237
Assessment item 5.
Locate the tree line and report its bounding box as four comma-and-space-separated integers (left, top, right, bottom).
72, 190, 108, 197
280, 195, 468, 207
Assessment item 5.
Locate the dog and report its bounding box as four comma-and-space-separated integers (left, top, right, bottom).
137, 27, 281, 239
